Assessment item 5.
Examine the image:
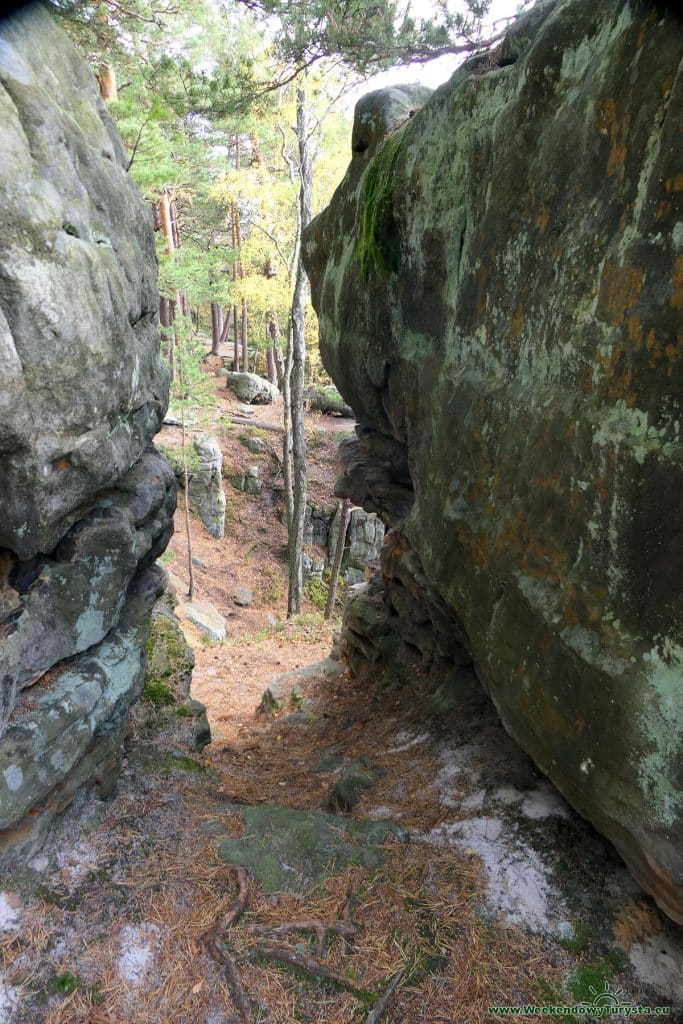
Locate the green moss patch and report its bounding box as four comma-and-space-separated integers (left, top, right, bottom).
142, 680, 176, 706
218, 804, 400, 895
356, 128, 406, 280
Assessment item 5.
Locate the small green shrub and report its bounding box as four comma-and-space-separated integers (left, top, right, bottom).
49, 972, 81, 995
307, 577, 328, 611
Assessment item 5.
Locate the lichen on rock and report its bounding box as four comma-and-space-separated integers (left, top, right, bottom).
0, 7, 177, 861
303, 0, 683, 924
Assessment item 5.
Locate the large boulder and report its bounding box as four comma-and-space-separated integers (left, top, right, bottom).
221, 371, 279, 404
0, 8, 168, 560
0, 8, 176, 860
303, 2, 683, 923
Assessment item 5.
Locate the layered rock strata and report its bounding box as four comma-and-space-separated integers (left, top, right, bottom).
303, 0, 683, 922
0, 8, 175, 858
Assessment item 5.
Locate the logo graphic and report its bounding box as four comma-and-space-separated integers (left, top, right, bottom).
579, 980, 631, 1012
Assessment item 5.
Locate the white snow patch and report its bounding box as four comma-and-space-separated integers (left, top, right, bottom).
55, 840, 99, 884
0, 977, 19, 1023
0, 895, 21, 933
629, 935, 683, 1001
462, 789, 487, 810
521, 786, 570, 820
387, 731, 431, 754
367, 805, 398, 820
433, 745, 479, 807
423, 816, 565, 932
29, 855, 49, 873
493, 786, 523, 805
117, 924, 159, 988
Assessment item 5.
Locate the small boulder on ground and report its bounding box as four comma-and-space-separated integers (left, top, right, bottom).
304, 385, 353, 417
183, 600, 226, 642
223, 372, 279, 405
327, 760, 377, 812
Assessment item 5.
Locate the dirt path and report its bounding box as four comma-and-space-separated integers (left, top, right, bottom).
0, 366, 680, 1024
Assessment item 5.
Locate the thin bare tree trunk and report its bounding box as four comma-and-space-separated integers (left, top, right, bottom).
233, 197, 248, 374
159, 191, 178, 375
230, 202, 240, 373
286, 85, 313, 617
325, 499, 351, 620
176, 327, 195, 602
241, 298, 248, 371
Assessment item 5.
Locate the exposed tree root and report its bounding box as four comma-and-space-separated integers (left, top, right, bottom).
363, 966, 408, 1024
245, 892, 356, 954
202, 866, 252, 1022
247, 941, 354, 988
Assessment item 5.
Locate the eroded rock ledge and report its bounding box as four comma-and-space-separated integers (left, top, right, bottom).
0, 9, 175, 859
303, 0, 683, 922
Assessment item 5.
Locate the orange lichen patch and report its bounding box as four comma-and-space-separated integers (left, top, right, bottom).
636, 11, 657, 49
626, 316, 642, 343
655, 200, 671, 221
596, 260, 644, 323
613, 899, 663, 950
671, 254, 683, 310
596, 99, 630, 182
536, 204, 551, 233
54, 457, 71, 471
509, 302, 525, 342
665, 174, 683, 193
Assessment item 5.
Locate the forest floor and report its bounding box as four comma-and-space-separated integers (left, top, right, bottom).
1, 360, 682, 1024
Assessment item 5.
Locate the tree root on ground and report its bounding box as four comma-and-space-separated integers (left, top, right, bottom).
202, 865, 252, 1022
203, 870, 404, 1022
363, 966, 407, 1023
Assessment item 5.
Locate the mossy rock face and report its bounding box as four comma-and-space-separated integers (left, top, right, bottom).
302, 1, 683, 924
145, 605, 195, 700
218, 804, 400, 895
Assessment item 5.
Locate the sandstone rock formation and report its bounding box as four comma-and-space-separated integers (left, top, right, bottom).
303, 0, 683, 923
169, 435, 226, 539
221, 370, 279, 404
302, 502, 384, 584
0, 8, 174, 859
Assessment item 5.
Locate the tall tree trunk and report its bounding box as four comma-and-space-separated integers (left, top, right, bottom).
218, 308, 231, 348
210, 303, 218, 354
160, 295, 172, 330
325, 498, 351, 620
211, 302, 225, 354
266, 345, 277, 385
230, 202, 240, 373
286, 85, 313, 618
241, 298, 248, 371
96, 62, 118, 100
233, 191, 248, 374
176, 325, 195, 602
170, 198, 181, 249
159, 191, 175, 254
